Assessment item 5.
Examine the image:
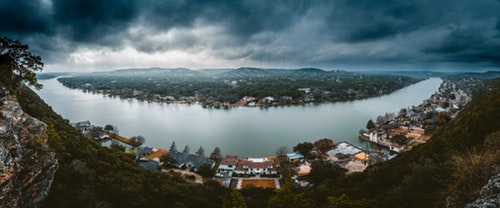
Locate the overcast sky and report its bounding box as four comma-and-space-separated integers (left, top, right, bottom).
1, 0, 500, 72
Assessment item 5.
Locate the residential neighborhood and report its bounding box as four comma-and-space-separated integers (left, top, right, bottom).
69, 118, 405, 190
360, 78, 472, 152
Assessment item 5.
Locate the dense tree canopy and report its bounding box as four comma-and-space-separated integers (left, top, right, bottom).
268, 177, 314, 208
196, 163, 216, 178
130, 135, 145, 144
314, 138, 336, 154
58, 68, 424, 106
0, 37, 43, 90
390, 134, 407, 146
104, 124, 118, 134
366, 119, 376, 130
308, 160, 345, 184
293, 142, 314, 157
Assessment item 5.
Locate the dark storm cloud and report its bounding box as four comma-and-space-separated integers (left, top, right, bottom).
51, 0, 139, 46
424, 23, 500, 65
325, 0, 425, 43
1, 0, 499, 70
0, 0, 53, 35
319, 0, 500, 67
135, 0, 310, 48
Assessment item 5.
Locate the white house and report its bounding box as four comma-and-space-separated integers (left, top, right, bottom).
73, 121, 92, 133
242, 96, 257, 103
262, 96, 275, 103
234, 158, 277, 175
217, 155, 238, 173
368, 131, 388, 142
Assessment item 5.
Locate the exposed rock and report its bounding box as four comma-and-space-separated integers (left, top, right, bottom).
466, 173, 500, 208
0, 91, 58, 208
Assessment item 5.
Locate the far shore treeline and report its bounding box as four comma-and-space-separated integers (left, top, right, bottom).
56, 67, 424, 108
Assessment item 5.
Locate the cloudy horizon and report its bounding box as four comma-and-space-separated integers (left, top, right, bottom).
1, 0, 500, 72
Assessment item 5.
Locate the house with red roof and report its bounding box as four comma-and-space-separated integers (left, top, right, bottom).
234, 158, 277, 175
217, 155, 238, 173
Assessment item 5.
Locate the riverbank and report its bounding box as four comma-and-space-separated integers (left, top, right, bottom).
359, 76, 473, 153
107, 133, 142, 147
56, 68, 426, 110
35, 77, 443, 157
62, 78, 426, 109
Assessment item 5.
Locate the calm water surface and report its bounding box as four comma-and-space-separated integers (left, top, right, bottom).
36, 77, 442, 157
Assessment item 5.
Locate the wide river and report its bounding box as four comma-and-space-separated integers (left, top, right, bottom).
35, 77, 442, 157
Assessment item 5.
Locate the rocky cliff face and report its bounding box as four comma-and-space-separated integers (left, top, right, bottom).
0, 90, 58, 207
466, 173, 500, 208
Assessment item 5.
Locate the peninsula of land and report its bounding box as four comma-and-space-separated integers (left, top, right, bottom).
56, 67, 425, 108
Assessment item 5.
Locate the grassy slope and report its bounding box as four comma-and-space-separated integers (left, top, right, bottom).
305, 78, 500, 207
15, 86, 230, 207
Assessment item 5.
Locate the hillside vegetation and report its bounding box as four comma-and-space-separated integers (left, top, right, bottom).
301, 78, 500, 207
15, 86, 231, 207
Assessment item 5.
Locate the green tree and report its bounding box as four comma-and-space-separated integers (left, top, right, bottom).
327, 194, 374, 208
130, 135, 145, 144
225, 189, 247, 208
160, 154, 176, 169
196, 146, 205, 157
390, 134, 407, 146
110, 141, 126, 152
88, 126, 103, 139
104, 124, 118, 134
0, 37, 43, 90
104, 124, 113, 132
169, 141, 178, 152
308, 160, 345, 184
293, 142, 314, 157
267, 177, 314, 208
366, 119, 376, 130
197, 163, 216, 178
210, 146, 222, 159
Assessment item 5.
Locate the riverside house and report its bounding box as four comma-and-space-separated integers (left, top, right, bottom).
169, 152, 215, 171
234, 158, 277, 175
286, 152, 304, 163
217, 155, 238, 174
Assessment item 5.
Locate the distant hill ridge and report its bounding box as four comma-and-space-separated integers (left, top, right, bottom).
109, 67, 342, 74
